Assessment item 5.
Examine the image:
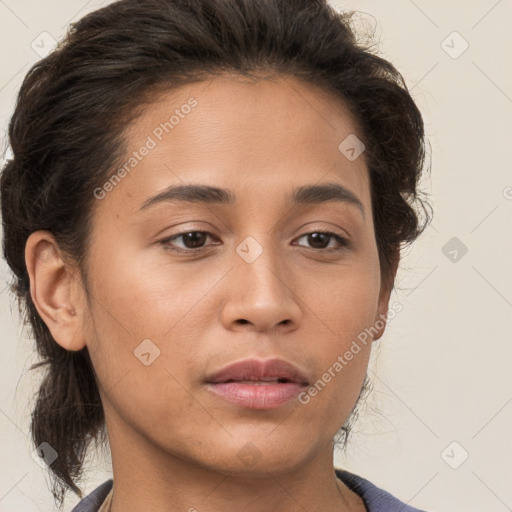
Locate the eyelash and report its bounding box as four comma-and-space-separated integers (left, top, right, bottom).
159, 229, 349, 254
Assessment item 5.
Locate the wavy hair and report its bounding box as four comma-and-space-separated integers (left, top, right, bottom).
0, 0, 430, 506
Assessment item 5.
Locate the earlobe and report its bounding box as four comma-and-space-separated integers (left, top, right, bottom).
25, 231, 87, 351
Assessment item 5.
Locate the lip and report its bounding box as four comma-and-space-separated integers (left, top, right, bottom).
204, 358, 309, 410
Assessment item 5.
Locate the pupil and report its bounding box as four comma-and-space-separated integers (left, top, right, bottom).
309, 233, 328, 249
184, 232, 206, 248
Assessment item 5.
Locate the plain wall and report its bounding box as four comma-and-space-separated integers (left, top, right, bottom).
1, 1, 511, 510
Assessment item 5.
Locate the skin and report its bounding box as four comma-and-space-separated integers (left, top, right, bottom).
26, 73, 398, 512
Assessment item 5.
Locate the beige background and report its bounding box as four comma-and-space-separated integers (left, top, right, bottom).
1, 1, 511, 510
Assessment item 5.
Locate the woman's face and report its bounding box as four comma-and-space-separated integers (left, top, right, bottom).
67, 74, 393, 475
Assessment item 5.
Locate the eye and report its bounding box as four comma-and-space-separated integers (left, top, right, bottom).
159, 229, 349, 254
293, 230, 349, 252
160, 230, 219, 253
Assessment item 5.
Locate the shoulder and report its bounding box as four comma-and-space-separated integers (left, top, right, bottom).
335, 468, 429, 512
71, 472, 430, 512
71, 479, 113, 512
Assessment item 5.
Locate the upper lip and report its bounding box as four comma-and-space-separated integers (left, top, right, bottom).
205, 358, 309, 385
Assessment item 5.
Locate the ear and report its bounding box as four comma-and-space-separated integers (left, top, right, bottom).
25, 230, 87, 351
372, 245, 400, 342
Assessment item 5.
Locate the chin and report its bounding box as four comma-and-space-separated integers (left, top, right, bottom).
191, 434, 315, 478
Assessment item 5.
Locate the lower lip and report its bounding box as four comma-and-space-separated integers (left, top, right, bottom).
205, 382, 304, 409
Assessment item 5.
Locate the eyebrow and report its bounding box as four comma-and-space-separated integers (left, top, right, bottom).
138, 182, 365, 217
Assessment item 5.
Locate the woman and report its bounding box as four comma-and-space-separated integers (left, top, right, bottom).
0, 0, 431, 510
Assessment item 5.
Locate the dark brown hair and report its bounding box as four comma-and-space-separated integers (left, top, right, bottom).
0, 0, 430, 507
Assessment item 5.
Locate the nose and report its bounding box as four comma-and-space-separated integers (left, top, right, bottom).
219, 237, 302, 333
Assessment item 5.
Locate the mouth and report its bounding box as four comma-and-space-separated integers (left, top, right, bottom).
204, 358, 309, 410
221, 377, 293, 384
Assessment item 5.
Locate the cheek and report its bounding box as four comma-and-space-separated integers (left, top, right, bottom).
82, 242, 217, 406
83, 258, 212, 443
295, 259, 380, 414
86, 237, 215, 338
304, 254, 381, 339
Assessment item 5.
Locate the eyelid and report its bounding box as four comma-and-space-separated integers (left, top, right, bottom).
160, 230, 220, 253
159, 227, 350, 254
293, 229, 349, 250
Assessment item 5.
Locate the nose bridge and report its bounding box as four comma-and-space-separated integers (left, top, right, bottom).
235, 232, 290, 297
220, 231, 301, 331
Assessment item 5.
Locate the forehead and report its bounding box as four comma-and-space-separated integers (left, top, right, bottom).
96, 73, 371, 216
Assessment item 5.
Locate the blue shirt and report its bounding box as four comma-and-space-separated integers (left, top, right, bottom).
71, 468, 428, 511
